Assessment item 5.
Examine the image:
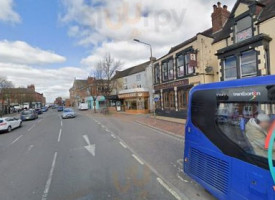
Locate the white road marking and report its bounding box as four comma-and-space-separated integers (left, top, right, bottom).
82, 135, 95, 156
58, 129, 62, 142
119, 141, 127, 148
10, 135, 23, 145
111, 134, 116, 139
177, 173, 188, 182
41, 152, 57, 200
60, 120, 63, 127
28, 124, 35, 132
132, 154, 144, 165
28, 145, 34, 152
156, 177, 182, 200
83, 135, 91, 145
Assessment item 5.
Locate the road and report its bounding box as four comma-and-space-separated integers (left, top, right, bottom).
0, 109, 215, 200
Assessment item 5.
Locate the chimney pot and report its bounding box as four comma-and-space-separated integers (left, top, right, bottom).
223, 5, 228, 10
213, 4, 217, 10
217, 2, 221, 7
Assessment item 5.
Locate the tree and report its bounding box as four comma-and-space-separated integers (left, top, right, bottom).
91, 53, 122, 112
0, 76, 14, 116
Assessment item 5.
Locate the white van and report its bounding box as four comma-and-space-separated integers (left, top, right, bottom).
78, 103, 88, 111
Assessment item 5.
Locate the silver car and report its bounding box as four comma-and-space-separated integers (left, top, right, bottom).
62, 108, 76, 119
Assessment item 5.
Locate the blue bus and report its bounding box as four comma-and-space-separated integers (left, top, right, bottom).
184, 75, 275, 200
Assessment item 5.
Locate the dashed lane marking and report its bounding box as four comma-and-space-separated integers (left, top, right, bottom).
58, 129, 62, 142
10, 135, 23, 145
132, 154, 144, 165
28, 124, 35, 132
41, 152, 57, 200
119, 141, 127, 148
157, 177, 182, 200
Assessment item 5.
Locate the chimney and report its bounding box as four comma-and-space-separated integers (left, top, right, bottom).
211, 2, 230, 33
27, 84, 35, 91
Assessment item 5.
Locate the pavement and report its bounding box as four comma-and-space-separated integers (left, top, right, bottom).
0, 109, 215, 200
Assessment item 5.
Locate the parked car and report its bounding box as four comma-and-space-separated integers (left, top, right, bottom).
21, 109, 38, 121
41, 107, 48, 112
0, 117, 22, 132
35, 108, 43, 115
78, 103, 88, 111
62, 108, 76, 119
57, 106, 64, 112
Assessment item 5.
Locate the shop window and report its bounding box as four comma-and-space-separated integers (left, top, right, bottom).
224, 56, 237, 80
163, 92, 169, 108
169, 90, 175, 109
155, 94, 161, 109
178, 89, 189, 109
235, 16, 252, 43
240, 50, 257, 77
176, 54, 185, 77
154, 64, 160, 84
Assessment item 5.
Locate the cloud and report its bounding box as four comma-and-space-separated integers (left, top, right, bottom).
0, 40, 66, 65
0, 0, 20, 23
60, 0, 235, 68
0, 62, 89, 102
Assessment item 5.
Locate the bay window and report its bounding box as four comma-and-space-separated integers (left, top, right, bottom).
224, 56, 237, 80
240, 50, 257, 77
162, 62, 168, 81
176, 54, 185, 77
168, 59, 174, 80
154, 64, 160, 84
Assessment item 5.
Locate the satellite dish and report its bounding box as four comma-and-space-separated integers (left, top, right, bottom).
205, 66, 213, 73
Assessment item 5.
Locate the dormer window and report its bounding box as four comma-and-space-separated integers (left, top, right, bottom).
235, 16, 252, 43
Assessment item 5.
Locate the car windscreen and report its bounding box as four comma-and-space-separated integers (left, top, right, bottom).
64, 109, 72, 112
0, 120, 3, 123
22, 110, 32, 115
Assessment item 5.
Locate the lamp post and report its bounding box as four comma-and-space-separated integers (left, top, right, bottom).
133, 39, 152, 60
133, 39, 156, 118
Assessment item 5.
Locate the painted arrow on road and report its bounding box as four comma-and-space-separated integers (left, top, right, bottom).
83, 135, 95, 157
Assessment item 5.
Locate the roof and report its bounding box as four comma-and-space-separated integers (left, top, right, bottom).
72, 79, 88, 89
154, 28, 213, 62
0, 87, 34, 94
213, 0, 275, 43
112, 61, 150, 80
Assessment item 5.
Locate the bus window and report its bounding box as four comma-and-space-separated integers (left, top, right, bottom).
216, 102, 275, 158
191, 85, 275, 168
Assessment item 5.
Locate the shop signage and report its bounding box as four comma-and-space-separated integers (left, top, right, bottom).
154, 79, 189, 91
153, 94, 160, 102
118, 92, 149, 99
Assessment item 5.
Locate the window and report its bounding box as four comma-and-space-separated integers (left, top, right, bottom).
168, 59, 174, 80
191, 85, 275, 168
178, 89, 189, 109
163, 91, 169, 108
155, 93, 161, 109
162, 62, 168, 81
136, 74, 141, 81
169, 90, 175, 108
224, 56, 237, 80
185, 53, 195, 74
154, 64, 160, 84
176, 54, 185, 77
241, 50, 257, 77
235, 16, 252, 42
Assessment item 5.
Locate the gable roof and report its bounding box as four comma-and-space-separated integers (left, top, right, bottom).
213, 0, 275, 43
112, 61, 150, 80
72, 79, 88, 89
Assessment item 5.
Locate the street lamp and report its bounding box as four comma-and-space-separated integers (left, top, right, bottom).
133, 39, 152, 59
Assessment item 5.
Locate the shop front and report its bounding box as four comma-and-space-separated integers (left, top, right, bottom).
118, 91, 149, 114
154, 79, 193, 118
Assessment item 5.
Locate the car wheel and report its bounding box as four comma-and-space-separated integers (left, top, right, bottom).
19, 122, 22, 127
7, 126, 12, 132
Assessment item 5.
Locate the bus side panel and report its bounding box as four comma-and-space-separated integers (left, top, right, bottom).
184, 126, 275, 200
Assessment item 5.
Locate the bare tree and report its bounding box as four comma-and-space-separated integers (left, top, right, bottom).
0, 76, 14, 116
91, 53, 122, 112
